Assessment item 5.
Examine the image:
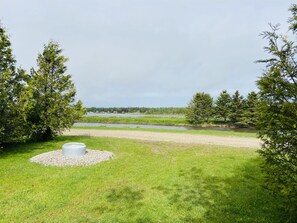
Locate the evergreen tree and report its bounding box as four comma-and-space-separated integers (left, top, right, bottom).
186, 92, 213, 124
229, 90, 244, 127
24, 41, 85, 141
215, 90, 232, 122
0, 23, 27, 147
257, 5, 297, 215
240, 91, 259, 127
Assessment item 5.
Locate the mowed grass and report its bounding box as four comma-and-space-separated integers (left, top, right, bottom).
79, 116, 187, 126
0, 136, 284, 222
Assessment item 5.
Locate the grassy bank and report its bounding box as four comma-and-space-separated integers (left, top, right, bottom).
72, 126, 257, 138
0, 136, 284, 222
79, 115, 188, 126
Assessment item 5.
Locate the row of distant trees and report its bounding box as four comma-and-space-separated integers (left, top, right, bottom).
87, 107, 186, 115
186, 90, 259, 127
0, 23, 85, 148
87, 90, 259, 128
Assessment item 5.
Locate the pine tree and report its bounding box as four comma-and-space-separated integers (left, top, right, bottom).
0, 23, 27, 147
240, 91, 259, 127
215, 90, 232, 123
186, 92, 213, 124
257, 5, 297, 215
229, 90, 244, 127
24, 41, 85, 141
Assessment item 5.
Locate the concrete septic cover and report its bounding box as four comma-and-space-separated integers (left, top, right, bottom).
62, 142, 86, 157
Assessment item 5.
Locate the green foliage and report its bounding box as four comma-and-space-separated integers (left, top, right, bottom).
0, 23, 27, 147
23, 41, 85, 141
257, 5, 297, 215
215, 90, 232, 122
229, 90, 245, 127
240, 91, 260, 127
186, 92, 213, 124
0, 25, 15, 73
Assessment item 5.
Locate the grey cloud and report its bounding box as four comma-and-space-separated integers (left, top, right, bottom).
1, 0, 295, 106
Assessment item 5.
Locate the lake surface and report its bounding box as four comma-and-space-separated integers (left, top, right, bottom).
74, 122, 256, 133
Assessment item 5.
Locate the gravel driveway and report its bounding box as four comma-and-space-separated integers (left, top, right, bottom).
64, 129, 261, 149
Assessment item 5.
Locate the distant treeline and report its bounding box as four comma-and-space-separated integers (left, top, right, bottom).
86, 107, 187, 115
87, 89, 259, 128
186, 90, 259, 128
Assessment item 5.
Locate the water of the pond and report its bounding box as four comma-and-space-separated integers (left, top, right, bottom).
74, 122, 256, 133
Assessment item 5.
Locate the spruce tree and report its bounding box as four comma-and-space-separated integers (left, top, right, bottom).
229, 90, 244, 127
0, 23, 26, 147
240, 91, 259, 127
24, 41, 85, 141
186, 92, 213, 124
257, 5, 297, 215
215, 90, 232, 123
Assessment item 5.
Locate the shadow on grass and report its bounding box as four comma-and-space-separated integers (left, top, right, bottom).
153, 158, 287, 223
91, 186, 146, 222
92, 159, 287, 223
106, 187, 144, 204
0, 136, 86, 159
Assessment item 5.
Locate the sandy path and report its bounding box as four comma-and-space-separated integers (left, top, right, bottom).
64, 129, 261, 149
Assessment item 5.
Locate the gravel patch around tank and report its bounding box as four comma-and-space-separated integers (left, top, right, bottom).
30, 149, 114, 166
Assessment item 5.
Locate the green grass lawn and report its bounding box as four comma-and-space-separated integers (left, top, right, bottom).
0, 136, 284, 222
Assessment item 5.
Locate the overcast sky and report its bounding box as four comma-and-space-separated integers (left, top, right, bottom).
0, 0, 295, 107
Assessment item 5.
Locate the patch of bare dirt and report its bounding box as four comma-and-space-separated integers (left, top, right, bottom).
63, 129, 261, 149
